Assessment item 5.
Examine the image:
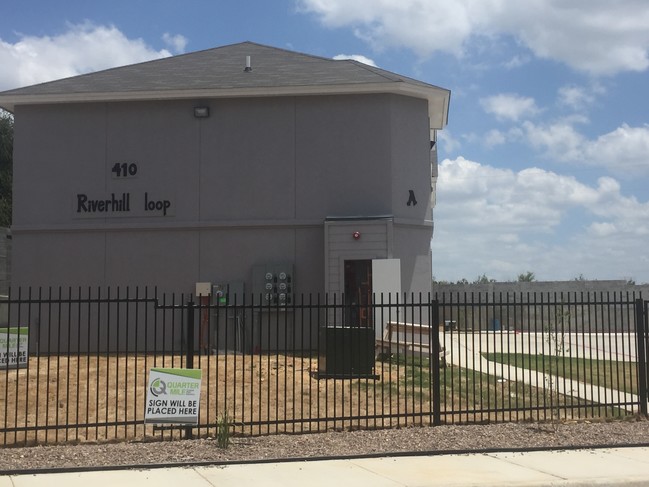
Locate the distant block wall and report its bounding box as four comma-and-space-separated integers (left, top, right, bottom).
433, 280, 647, 297
432, 280, 647, 332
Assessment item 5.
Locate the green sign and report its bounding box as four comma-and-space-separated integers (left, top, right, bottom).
0, 327, 29, 369
145, 368, 202, 425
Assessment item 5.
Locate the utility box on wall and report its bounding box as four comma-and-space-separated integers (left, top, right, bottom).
209, 281, 245, 353
211, 281, 245, 305
247, 263, 297, 352
252, 263, 294, 305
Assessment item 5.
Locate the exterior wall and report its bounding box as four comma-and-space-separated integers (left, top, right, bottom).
389, 95, 432, 222
12, 93, 432, 299
324, 219, 392, 296
295, 96, 392, 219
393, 223, 433, 297
388, 95, 434, 299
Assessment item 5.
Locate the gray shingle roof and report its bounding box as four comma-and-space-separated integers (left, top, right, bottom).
0, 41, 450, 127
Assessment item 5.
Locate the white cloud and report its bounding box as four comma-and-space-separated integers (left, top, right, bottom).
523, 120, 584, 160
437, 158, 601, 230
333, 53, 377, 66
586, 124, 649, 173
162, 33, 188, 54
480, 93, 540, 121
437, 129, 461, 154
432, 156, 649, 282
523, 121, 649, 175
299, 0, 479, 57
588, 222, 616, 237
0, 22, 176, 90
484, 129, 506, 148
506, 1, 649, 75
299, 0, 649, 75
558, 85, 594, 111
503, 54, 530, 69
557, 83, 606, 111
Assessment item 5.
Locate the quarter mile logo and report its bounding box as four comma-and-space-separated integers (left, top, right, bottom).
150, 378, 167, 397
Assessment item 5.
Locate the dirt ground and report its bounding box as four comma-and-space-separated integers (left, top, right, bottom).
0, 352, 624, 446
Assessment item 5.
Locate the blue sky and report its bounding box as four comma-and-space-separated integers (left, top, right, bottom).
1, 0, 648, 283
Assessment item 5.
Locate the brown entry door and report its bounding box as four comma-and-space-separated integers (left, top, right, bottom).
344, 259, 373, 327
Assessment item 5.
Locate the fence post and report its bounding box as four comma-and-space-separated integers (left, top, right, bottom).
185, 300, 195, 439
431, 299, 442, 426
636, 299, 648, 417
186, 300, 195, 369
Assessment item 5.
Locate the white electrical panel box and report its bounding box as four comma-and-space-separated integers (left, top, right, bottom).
195, 282, 212, 297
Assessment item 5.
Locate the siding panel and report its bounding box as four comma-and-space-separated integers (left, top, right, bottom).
324, 219, 392, 297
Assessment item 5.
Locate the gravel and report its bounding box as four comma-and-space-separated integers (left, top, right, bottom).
2, 417, 649, 473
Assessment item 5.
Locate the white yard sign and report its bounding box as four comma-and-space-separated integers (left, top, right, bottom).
144, 368, 202, 425
0, 327, 28, 369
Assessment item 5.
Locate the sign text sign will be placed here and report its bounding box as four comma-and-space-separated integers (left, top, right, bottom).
0, 327, 29, 369
144, 368, 202, 425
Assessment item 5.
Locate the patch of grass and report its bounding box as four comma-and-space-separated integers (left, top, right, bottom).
482, 353, 637, 394
441, 363, 534, 411
439, 363, 626, 421
216, 411, 231, 449
355, 354, 630, 422
355, 354, 433, 400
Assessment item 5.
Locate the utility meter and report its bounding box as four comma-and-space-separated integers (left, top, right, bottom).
213, 283, 226, 305
253, 263, 294, 305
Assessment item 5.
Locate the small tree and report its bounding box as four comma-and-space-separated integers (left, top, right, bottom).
544, 304, 570, 429
517, 271, 535, 282
473, 274, 495, 284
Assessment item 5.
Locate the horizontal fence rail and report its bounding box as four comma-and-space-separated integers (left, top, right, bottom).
0, 287, 646, 446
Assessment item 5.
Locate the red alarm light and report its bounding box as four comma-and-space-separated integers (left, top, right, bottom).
353, 231, 361, 240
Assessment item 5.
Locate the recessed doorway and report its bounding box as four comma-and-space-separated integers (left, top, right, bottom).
344, 259, 373, 327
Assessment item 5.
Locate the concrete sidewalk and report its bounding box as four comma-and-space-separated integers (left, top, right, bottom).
444, 332, 641, 413
3, 447, 649, 487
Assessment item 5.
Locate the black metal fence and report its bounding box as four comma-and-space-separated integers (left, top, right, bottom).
0, 287, 647, 446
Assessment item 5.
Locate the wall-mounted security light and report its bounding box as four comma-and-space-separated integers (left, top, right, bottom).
194, 106, 210, 118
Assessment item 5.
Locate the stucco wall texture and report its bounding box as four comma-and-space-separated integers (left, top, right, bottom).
11, 93, 434, 296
